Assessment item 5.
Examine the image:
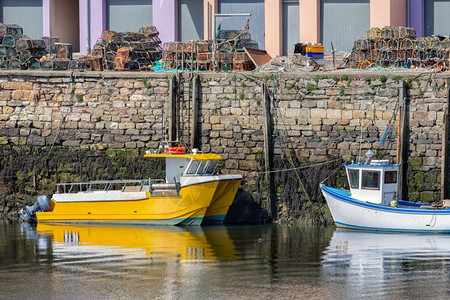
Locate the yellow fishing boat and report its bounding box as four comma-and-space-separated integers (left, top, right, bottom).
21, 151, 242, 226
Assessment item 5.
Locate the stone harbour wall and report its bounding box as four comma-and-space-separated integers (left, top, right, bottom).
0, 70, 448, 222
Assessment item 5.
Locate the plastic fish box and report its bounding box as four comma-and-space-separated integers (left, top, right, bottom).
306, 45, 324, 53
305, 53, 324, 59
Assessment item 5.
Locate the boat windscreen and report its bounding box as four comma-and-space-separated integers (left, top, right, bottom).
348, 169, 359, 189
187, 160, 201, 174
197, 161, 208, 175
205, 161, 218, 175
361, 170, 380, 190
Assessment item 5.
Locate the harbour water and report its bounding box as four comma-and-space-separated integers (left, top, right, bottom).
1, 220, 450, 299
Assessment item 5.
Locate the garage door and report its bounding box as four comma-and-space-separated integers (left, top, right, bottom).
425, 0, 450, 36
0, 0, 43, 38
321, 0, 369, 54
218, 0, 265, 49
178, 0, 204, 41
282, 0, 299, 55
107, 0, 153, 32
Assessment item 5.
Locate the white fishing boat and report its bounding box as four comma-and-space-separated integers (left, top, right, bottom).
320, 154, 450, 233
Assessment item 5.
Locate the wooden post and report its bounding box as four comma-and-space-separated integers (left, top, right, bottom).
441, 87, 450, 201
262, 83, 275, 219
168, 76, 176, 145
190, 75, 199, 149
398, 81, 408, 200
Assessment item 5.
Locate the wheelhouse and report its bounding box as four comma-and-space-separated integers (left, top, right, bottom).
144, 153, 223, 183
345, 160, 399, 205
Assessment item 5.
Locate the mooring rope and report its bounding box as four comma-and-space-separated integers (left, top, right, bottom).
255, 158, 342, 175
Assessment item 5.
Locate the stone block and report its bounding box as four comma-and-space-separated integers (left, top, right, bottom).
310, 108, 326, 119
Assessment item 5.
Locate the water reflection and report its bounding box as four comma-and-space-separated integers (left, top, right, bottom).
1, 222, 336, 299
35, 223, 237, 265
322, 230, 450, 299
7, 222, 450, 299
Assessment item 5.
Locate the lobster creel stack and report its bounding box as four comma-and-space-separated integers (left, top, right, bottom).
160, 29, 257, 72
346, 26, 450, 70
0, 23, 48, 70
81, 26, 162, 71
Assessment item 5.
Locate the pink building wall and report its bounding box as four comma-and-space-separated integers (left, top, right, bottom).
41, 0, 423, 56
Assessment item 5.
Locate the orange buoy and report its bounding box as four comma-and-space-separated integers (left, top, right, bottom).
164, 146, 186, 154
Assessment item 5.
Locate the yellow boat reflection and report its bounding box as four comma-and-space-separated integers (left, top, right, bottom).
36, 223, 237, 263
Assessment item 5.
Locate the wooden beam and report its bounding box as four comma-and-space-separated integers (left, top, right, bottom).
398, 81, 408, 200
168, 76, 176, 145
190, 75, 199, 149
262, 83, 275, 219
441, 86, 450, 201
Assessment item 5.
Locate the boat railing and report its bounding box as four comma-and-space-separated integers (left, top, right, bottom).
55, 179, 156, 194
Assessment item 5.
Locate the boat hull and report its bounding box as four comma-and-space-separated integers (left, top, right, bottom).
321, 185, 450, 233
203, 176, 242, 225
37, 181, 219, 226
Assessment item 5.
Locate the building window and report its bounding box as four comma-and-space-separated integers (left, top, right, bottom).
361, 170, 380, 190
384, 171, 397, 184
348, 169, 359, 189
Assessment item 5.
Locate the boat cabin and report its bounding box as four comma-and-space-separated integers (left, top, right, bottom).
345, 160, 399, 205
144, 153, 223, 183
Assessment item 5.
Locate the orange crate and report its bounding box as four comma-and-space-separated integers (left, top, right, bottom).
306, 45, 324, 53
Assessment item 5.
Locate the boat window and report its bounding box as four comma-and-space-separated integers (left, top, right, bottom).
348, 169, 359, 189
384, 171, 397, 184
187, 160, 200, 174
196, 161, 208, 175
361, 170, 380, 190
205, 161, 218, 175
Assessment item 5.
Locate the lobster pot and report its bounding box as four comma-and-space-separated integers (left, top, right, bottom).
19, 50, 31, 62
56, 43, 73, 59
147, 51, 161, 60
6, 47, 17, 59
105, 51, 116, 63
122, 32, 146, 42
381, 27, 395, 39
19, 50, 46, 63
140, 40, 159, 51
114, 47, 132, 71
68, 59, 90, 70
27, 58, 41, 69
0, 24, 23, 37
217, 41, 233, 52
0, 46, 6, 57
133, 50, 148, 60
395, 26, 416, 39
2, 35, 15, 46
41, 58, 70, 70
106, 42, 119, 52
123, 41, 143, 51
89, 57, 103, 71
100, 30, 118, 43
42, 36, 60, 54
366, 27, 381, 39
0, 57, 6, 69
16, 38, 46, 51
235, 39, 258, 50
7, 58, 21, 70
216, 30, 251, 41
138, 26, 159, 38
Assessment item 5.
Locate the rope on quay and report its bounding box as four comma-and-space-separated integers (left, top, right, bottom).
255, 158, 342, 175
